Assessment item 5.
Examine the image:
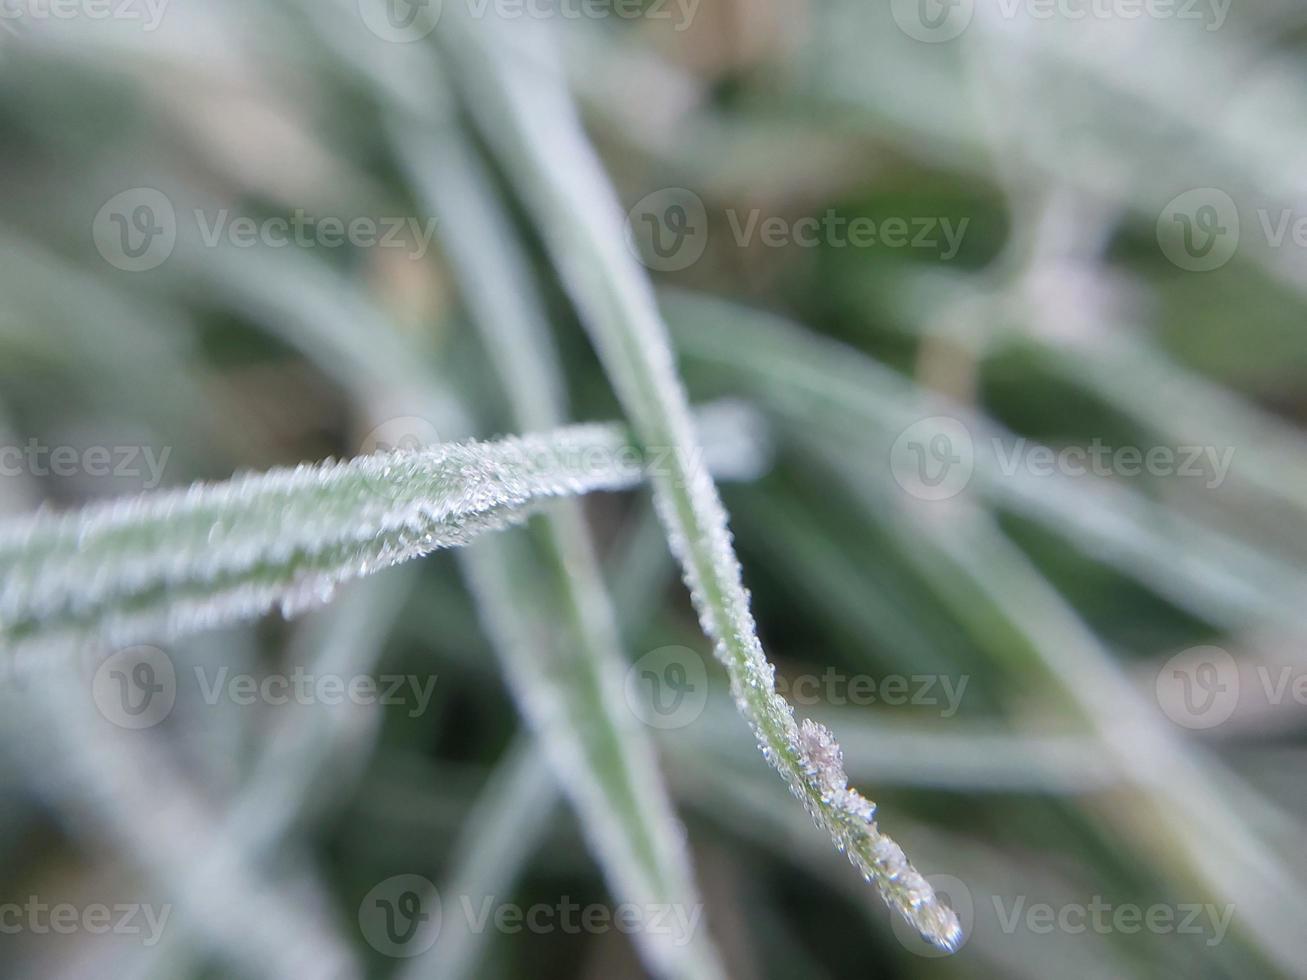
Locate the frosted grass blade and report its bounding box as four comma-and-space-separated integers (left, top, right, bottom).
0, 422, 656, 660
441, 12, 961, 950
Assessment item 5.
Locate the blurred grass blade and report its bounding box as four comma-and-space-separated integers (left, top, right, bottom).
849, 485, 1307, 975
0, 422, 660, 658
9, 676, 359, 980
400, 736, 558, 980
127, 572, 414, 980
442, 12, 961, 950
877, 255, 1307, 547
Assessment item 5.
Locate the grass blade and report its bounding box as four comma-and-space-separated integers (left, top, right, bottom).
398, 736, 559, 980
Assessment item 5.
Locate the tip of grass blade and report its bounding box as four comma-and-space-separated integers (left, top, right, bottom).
798, 719, 963, 952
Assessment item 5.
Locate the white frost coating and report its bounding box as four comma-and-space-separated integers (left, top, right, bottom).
0, 423, 645, 656
445, 10, 962, 950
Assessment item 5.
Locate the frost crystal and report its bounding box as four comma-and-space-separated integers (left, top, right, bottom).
799, 719, 876, 823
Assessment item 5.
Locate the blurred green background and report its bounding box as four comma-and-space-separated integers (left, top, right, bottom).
2, 0, 1307, 977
